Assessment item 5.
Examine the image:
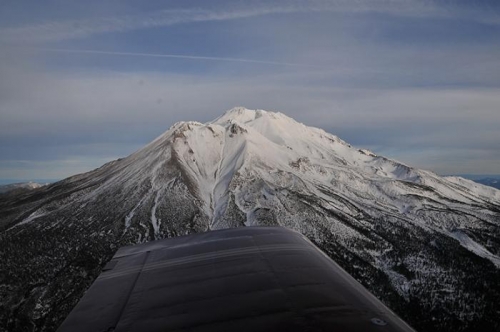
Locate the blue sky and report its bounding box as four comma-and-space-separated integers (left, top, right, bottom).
1, 0, 499, 182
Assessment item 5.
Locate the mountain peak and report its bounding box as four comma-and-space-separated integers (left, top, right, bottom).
213, 107, 263, 125
212, 107, 295, 126
226, 106, 257, 115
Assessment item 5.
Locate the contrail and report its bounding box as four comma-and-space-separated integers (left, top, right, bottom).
39, 48, 324, 69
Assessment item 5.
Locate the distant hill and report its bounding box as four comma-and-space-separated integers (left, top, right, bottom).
0, 181, 45, 195
473, 178, 500, 189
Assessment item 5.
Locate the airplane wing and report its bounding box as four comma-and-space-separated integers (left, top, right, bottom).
57, 226, 416, 332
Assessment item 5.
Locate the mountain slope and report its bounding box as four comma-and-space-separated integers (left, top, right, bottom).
1, 107, 499, 332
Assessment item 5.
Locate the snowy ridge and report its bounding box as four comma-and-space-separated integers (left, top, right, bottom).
449, 230, 500, 268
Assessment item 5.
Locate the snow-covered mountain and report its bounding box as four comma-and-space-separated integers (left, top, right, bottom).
1, 107, 499, 332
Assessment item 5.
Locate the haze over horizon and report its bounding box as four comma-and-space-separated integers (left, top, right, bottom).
1, 0, 499, 181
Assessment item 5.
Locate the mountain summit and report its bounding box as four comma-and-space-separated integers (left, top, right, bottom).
1, 107, 499, 332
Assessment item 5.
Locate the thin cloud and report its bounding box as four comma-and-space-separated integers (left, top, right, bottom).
1, 67, 499, 174
39, 48, 328, 69
0, 1, 464, 44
